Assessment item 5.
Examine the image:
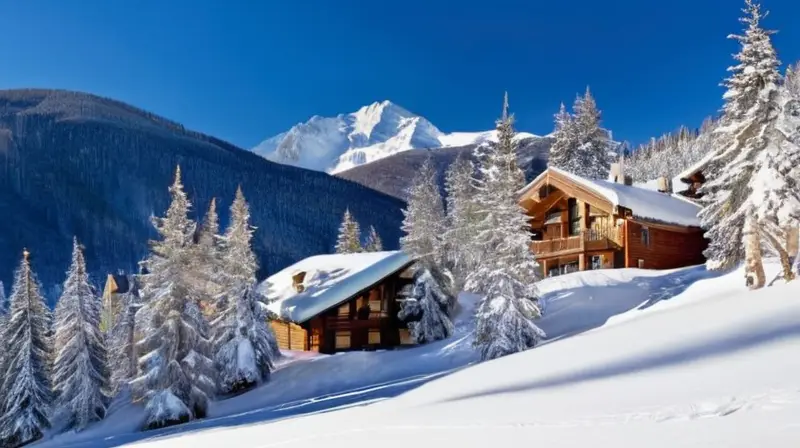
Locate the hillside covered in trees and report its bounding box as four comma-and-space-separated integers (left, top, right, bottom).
0, 89, 405, 300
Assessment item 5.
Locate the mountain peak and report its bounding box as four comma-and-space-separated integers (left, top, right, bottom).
251, 101, 539, 174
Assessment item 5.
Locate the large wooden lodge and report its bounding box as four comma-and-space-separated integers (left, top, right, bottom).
518, 165, 707, 276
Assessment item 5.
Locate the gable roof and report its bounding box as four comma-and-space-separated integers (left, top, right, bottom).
258, 250, 413, 324
519, 167, 702, 228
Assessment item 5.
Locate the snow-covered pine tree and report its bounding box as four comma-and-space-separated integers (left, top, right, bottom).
466, 93, 545, 361
107, 287, 140, 396
751, 83, 800, 281
785, 62, 800, 97
698, 0, 784, 288
197, 198, 223, 316
400, 158, 447, 267
0, 250, 52, 447
364, 225, 383, 252
571, 87, 612, 179
548, 102, 578, 173
442, 154, 479, 289
130, 165, 216, 430
211, 187, 277, 395
52, 238, 109, 432
398, 266, 454, 344
335, 208, 363, 254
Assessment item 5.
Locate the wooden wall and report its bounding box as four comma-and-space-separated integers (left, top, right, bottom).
271, 320, 309, 351
625, 221, 707, 270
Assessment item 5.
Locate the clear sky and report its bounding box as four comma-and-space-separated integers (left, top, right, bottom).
1, 0, 799, 148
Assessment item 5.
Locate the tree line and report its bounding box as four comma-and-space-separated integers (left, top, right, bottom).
0, 167, 279, 446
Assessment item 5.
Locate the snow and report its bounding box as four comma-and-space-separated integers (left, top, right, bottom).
522, 167, 702, 227
251, 100, 540, 174
258, 250, 412, 323
36, 261, 800, 447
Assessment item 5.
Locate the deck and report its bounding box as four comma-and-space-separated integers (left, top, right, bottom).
530, 228, 623, 258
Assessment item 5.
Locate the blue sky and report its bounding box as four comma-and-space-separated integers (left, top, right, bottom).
1, 0, 799, 148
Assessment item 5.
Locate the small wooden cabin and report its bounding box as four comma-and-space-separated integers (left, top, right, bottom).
261, 251, 416, 354
518, 166, 707, 276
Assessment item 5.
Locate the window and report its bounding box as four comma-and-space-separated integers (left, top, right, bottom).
591, 255, 603, 270
338, 303, 350, 317
399, 329, 415, 345
568, 198, 582, 236
335, 330, 351, 349
368, 329, 381, 345
638, 259, 645, 269
641, 227, 651, 247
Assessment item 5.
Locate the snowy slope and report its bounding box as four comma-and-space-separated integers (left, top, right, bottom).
37, 262, 800, 447
121, 263, 799, 448
251, 101, 537, 174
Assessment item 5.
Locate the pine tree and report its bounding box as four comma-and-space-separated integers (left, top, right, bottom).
107, 288, 140, 396
211, 187, 277, 395
786, 62, 800, 96
548, 102, 578, 172
442, 155, 479, 289
335, 208, 363, 254
571, 87, 612, 179
400, 158, 447, 267
197, 198, 223, 315
364, 226, 383, 252
52, 238, 109, 431
0, 250, 52, 447
699, 0, 787, 287
130, 165, 216, 430
467, 93, 545, 361
398, 267, 454, 344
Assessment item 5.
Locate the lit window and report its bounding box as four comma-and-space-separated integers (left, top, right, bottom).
368, 329, 381, 345
338, 303, 349, 317
641, 227, 651, 247
335, 331, 351, 349
638, 259, 645, 269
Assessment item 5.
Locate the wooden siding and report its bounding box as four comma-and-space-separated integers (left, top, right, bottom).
271, 320, 308, 351
297, 269, 412, 354
625, 220, 707, 270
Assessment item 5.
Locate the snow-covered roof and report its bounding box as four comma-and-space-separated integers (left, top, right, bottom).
676, 152, 715, 182
520, 167, 702, 227
258, 251, 413, 324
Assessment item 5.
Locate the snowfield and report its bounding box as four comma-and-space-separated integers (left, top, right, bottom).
38, 262, 800, 447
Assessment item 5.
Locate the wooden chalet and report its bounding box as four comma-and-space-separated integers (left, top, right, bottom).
261, 251, 416, 354
518, 166, 707, 276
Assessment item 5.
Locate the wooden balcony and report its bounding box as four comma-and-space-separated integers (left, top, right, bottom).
530, 228, 622, 258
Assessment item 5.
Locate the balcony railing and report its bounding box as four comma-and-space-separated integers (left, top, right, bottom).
530, 227, 622, 257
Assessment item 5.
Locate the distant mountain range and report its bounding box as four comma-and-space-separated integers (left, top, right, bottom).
0, 89, 405, 302
251, 100, 539, 174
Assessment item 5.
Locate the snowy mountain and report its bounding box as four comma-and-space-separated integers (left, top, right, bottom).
251, 100, 538, 173
0, 89, 405, 301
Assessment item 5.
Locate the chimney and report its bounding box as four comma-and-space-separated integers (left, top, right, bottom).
609, 155, 633, 186
292, 271, 307, 293
608, 163, 621, 183
657, 176, 673, 194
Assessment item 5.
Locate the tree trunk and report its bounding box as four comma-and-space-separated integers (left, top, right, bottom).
744, 214, 766, 290
763, 229, 795, 282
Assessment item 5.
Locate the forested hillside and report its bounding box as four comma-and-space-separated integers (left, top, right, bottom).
0, 89, 405, 300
